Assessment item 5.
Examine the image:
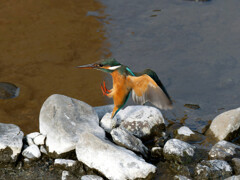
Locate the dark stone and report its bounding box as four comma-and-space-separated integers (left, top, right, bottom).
0, 82, 20, 99
232, 158, 240, 175
184, 104, 200, 110
194, 160, 232, 180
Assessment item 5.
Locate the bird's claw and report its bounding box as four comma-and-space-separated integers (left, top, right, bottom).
101, 81, 111, 96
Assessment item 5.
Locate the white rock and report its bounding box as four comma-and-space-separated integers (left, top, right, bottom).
76, 132, 156, 180
0, 123, 24, 162
208, 107, 240, 140
54, 159, 77, 167
22, 144, 41, 160
26, 132, 40, 139
177, 126, 194, 136
81, 175, 104, 180
61, 170, 69, 180
93, 104, 114, 120
163, 139, 196, 164
100, 113, 118, 133
33, 134, 46, 145
39, 94, 105, 156
119, 106, 165, 139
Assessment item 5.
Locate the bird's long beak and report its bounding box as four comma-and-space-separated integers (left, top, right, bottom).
76, 63, 96, 69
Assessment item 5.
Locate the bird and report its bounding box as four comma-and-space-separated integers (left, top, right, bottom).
77, 58, 173, 118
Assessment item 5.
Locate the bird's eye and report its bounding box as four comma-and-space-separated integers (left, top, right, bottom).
99, 64, 103, 67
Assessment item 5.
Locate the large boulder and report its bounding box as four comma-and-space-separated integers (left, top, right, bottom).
209, 140, 240, 160
119, 106, 165, 140
0, 123, 23, 163
194, 160, 232, 180
39, 94, 105, 157
163, 139, 196, 164
207, 108, 240, 141
76, 132, 156, 180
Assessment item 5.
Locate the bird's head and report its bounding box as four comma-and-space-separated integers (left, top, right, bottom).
77, 58, 122, 73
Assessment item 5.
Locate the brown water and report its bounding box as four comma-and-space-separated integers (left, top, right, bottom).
0, 0, 109, 133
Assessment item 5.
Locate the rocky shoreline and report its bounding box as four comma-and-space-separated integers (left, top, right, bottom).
0, 94, 240, 180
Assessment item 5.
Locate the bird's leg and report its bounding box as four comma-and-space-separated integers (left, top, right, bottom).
103, 81, 111, 93
101, 81, 112, 96
101, 83, 108, 96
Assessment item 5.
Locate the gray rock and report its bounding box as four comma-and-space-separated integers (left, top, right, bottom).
209, 140, 240, 160
33, 134, 46, 145
0, 82, 20, 99
40, 146, 48, 155
93, 104, 114, 120
195, 160, 232, 180
22, 144, 41, 160
26, 137, 34, 146
54, 159, 79, 172
39, 94, 105, 156
76, 132, 156, 180
100, 113, 118, 133
110, 127, 148, 157
119, 106, 165, 139
174, 175, 192, 180
207, 108, 240, 141
232, 158, 240, 175
163, 139, 196, 164
224, 175, 240, 180
81, 175, 104, 180
0, 123, 24, 163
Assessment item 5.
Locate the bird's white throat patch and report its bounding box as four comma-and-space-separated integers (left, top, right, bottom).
108, 65, 121, 70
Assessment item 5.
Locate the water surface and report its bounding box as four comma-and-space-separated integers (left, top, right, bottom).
102, 0, 240, 133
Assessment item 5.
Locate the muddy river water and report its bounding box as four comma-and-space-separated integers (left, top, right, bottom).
0, 0, 240, 138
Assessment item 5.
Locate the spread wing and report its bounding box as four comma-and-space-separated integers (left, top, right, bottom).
133, 69, 172, 101
128, 74, 173, 110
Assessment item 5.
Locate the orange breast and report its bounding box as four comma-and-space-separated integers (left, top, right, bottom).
111, 71, 131, 108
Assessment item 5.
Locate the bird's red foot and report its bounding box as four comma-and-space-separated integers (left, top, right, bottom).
101, 81, 111, 96
103, 81, 111, 93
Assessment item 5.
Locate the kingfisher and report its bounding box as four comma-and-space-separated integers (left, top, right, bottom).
77, 58, 172, 118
